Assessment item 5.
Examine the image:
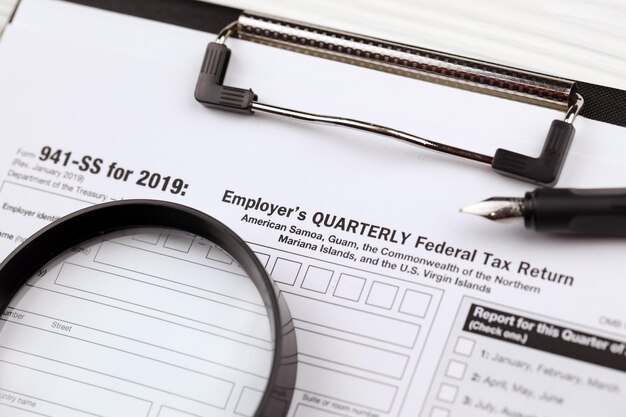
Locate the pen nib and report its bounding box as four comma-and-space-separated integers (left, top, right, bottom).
460, 198, 524, 222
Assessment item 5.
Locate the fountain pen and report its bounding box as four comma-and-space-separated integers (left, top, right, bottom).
461, 188, 626, 235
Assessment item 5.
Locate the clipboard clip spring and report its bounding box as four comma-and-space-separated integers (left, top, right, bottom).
196, 22, 584, 187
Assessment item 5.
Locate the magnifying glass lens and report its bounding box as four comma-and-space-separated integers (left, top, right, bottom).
0, 227, 273, 417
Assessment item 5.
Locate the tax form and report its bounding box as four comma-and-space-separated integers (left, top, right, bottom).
0, 1, 626, 416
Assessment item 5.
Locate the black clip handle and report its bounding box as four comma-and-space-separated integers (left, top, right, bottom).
491, 120, 576, 187
194, 42, 256, 114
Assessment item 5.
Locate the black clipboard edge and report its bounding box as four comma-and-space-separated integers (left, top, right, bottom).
577, 82, 626, 128
57, 0, 241, 34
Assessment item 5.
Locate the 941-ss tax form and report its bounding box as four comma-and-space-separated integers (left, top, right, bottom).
0, 1, 626, 416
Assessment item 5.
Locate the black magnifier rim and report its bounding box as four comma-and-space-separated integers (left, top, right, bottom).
0, 199, 297, 417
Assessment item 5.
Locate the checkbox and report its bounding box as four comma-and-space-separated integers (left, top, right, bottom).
235, 387, 263, 416
454, 336, 475, 357
430, 407, 450, 417
132, 228, 161, 244
399, 289, 432, 317
445, 360, 467, 380
366, 281, 398, 309
254, 252, 270, 268
206, 245, 233, 264
333, 273, 366, 301
271, 258, 302, 286
437, 383, 458, 403
301, 266, 333, 293
163, 230, 194, 252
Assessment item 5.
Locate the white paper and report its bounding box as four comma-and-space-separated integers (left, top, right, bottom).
0, 1, 625, 416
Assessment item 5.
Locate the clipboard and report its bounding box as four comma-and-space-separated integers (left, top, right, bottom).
16, 0, 621, 188
1, 2, 626, 417
31, 0, 624, 132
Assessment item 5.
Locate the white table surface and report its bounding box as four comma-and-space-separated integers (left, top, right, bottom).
1, 0, 625, 90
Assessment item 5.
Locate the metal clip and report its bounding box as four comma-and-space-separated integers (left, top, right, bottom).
564, 95, 584, 124
195, 22, 584, 187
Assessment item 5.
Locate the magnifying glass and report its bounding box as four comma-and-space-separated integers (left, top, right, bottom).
0, 200, 296, 417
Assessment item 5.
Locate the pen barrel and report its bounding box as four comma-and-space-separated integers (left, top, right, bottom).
524, 188, 626, 235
